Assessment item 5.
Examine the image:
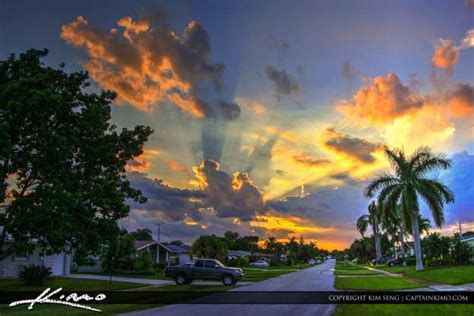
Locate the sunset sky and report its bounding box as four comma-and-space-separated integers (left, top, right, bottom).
1, 0, 473, 250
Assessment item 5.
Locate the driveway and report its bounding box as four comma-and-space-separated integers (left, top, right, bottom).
118, 259, 336, 316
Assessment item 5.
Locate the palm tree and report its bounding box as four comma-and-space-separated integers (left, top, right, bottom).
365, 146, 454, 271
356, 201, 383, 260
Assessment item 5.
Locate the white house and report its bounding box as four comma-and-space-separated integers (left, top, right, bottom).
0, 239, 71, 277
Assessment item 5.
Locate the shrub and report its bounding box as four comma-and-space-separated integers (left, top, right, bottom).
227, 257, 248, 267
405, 257, 416, 266
18, 264, 52, 286
452, 239, 472, 265
134, 252, 153, 273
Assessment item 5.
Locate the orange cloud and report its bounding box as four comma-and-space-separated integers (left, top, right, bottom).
432, 39, 460, 71
250, 214, 335, 234
61, 15, 225, 118
446, 84, 474, 118
337, 73, 423, 124
126, 149, 160, 172
166, 160, 190, 172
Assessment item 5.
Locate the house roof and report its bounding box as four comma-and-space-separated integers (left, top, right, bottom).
133, 240, 191, 253
134, 240, 157, 251
161, 243, 190, 254
228, 250, 252, 257
461, 236, 474, 243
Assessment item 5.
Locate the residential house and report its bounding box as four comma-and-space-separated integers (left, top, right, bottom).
0, 239, 71, 277
135, 240, 191, 266
227, 250, 273, 263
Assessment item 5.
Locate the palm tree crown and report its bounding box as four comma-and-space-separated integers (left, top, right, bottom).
365, 146, 454, 271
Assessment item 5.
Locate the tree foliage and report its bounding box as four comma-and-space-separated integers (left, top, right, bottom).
365, 146, 454, 271
192, 235, 228, 262
129, 229, 153, 241
0, 49, 153, 258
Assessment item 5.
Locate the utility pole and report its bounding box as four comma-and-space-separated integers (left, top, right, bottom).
459, 221, 462, 240
155, 222, 164, 242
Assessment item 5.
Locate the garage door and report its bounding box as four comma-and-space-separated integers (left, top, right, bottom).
43, 254, 65, 276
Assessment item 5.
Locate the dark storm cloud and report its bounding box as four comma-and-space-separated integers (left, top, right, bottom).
324, 128, 382, 163
264, 66, 300, 99
194, 159, 265, 221
292, 153, 330, 167
127, 171, 205, 222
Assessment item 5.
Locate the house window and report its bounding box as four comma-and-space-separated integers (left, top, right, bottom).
13, 252, 28, 262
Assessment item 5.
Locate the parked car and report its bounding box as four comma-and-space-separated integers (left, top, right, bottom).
371, 255, 389, 265
308, 259, 316, 265
164, 259, 244, 286
249, 260, 270, 267
386, 257, 404, 267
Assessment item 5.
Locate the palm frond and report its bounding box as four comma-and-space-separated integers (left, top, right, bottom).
384, 146, 407, 176
364, 173, 400, 198
416, 183, 445, 227
356, 215, 369, 237
412, 151, 452, 176
419, 179, 455, 204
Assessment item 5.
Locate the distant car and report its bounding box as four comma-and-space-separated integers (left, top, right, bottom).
386, 257, 403, 267
249, 260, 270, 267
351, 258, 359, 264
164, 259, 244, 286
371, 255, 389, 265
308, 259, 316, 265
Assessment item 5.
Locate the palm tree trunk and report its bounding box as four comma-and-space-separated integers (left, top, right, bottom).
400, 224, 407, 266
410, 213, 424, 271
374, 234, 382, 259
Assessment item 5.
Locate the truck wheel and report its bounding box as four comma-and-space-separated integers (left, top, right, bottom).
222, 274, 235, 286
175, 274, 187, 285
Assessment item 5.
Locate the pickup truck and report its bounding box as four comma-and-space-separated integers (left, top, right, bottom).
164, 259, 244, 286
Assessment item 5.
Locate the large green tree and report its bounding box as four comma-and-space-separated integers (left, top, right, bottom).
356, 201, 383, 260
365, 146, 454, 271
191, 235, 228, 262
0, 49, 153, 259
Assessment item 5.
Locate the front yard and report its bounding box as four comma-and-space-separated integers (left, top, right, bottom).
379, 264, 474, 285
0, 277, 237, 315
334, 262, 474, 316
334, 275, 423, 290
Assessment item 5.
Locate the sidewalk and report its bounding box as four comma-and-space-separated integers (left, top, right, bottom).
69, 273, 254, 286
69, 273, 172, 286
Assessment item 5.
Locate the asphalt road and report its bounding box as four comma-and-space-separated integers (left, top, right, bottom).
118, 259, 336, 316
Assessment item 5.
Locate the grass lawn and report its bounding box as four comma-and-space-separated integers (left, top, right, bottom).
334, 276, 423, 290
243, 266, 298, 281
0, 277, 153, 315
335, 269, 381, 275
335, 304, 474, 316
379, 265, 474, 285
335, 262, 366, 270
0, 277, 144, 291
0, 279, 234, 315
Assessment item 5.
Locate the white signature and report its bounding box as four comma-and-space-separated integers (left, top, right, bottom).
9, 287, 106, 312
